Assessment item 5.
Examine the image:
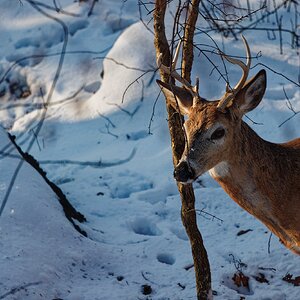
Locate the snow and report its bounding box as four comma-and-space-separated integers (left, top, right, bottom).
0, 1, 299, 299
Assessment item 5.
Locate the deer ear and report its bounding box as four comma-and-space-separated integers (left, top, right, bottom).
157, 80, 193, 115
235, 69, 266, 115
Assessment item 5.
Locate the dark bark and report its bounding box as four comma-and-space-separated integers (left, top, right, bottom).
154, 0, 186, 165
154, 1, 211, 299
182, 0, 201, 83
8, 134, 87, 237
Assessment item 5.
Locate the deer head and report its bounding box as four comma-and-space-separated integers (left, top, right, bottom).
157, 36, 267, 183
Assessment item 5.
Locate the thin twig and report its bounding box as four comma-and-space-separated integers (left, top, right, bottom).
268, 232, 273, 254
148, 89, 162, 134
39, 148, 136, 167
278, 86, 299, 127
195, 208, 224, 224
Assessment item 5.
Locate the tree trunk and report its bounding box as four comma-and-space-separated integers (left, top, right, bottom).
154, 1, 211, 299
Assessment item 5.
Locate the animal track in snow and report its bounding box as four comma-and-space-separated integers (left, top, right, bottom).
100, 171, 153, 199
103, 15, 135, 35
126, 130, 148, 141
53, 177, 75, 185
6, 49, 45, 67
14, 25, 64, 50
130, 217, 161, 236
136, 189, 165, 205
15, 37, 40, 49
170, 227, 188, 241
69, 20, 89, 36
156, 253, 175, 265
84, 81, 101, 94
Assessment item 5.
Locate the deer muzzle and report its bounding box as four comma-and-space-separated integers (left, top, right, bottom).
174, 160, 195, 183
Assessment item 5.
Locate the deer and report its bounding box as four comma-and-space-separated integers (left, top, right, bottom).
156, 36, 300, 255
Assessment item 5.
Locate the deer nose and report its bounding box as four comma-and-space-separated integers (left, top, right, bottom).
174, 161, 195, 183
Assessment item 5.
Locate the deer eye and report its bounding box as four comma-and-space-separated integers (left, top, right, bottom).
210, 128, 225, 140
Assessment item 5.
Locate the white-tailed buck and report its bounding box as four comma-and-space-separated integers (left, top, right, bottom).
157, 36, 300, 254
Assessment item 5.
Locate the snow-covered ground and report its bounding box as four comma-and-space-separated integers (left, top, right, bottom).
0, 1, 299, 299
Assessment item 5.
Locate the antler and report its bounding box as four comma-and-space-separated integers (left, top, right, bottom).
217, 35, 251, 112
156, 40, 199, 98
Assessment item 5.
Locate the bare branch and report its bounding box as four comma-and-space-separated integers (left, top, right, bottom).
39, 148, 136, 168
278, 86, 300, 127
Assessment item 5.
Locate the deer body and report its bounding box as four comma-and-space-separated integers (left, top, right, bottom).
157, 36, 300, 254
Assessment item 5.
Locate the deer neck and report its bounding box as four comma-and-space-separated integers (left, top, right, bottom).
209, 121, 300, 251
209, 121, 282, 207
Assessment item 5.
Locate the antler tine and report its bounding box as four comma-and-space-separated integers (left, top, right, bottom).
172, 39, 182, 70
217, 35, 251, 112
156, 41, 198, 97
223, 35, 251, 91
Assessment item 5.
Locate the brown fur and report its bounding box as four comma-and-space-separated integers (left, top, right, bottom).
213, 123, 300, 254
158, 70, 300, 254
